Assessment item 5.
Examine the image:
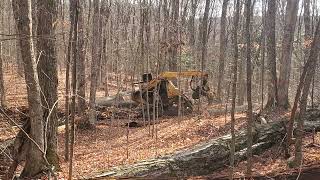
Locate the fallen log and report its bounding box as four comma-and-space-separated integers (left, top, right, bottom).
205, 164, 320, 180
92, 113, 320, 179
96, 92, 138, 108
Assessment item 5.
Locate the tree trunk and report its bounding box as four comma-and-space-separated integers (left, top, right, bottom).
303, 0, 311, 61
69, 1, 79, 179
64, 0, 76, 161
188, 0, 198, 47
99, 0, 110, 88
0, 41, 5, 107
230, 0, 240, 178
237, 55, 245, 105
97, 0, 107, 86
161, 0, 169, 71
88, 0, 101, 126
278, 0, 299, 109
77, 0, 87, 116
36, 0, 59, 168
0, 7, 6, 106
180, 0, 189, 30
12, 0, 46, 177
217, 0, 229, 102
260, 0, 267, 110
245, 0, 253, 177
168, 0, 179, 72
200, 0, 210, 72
265, 0, 278, 108
293, 19, 320, 167
15, 35, 25, 76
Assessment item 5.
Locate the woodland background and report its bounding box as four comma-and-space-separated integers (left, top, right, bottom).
0, 0, 320, 179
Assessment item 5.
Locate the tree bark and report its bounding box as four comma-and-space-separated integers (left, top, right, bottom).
100, 1, 109, 93
88, 0, 101, 126
161, 0, 169, 71
293, 19, 320, 167
237, 55, 245, 105
64, 0, 76, 161
188, 0, 198, 47
0, 41, 5, 107
230, 0, 240, 178
303, 0, 311, 60
77, 0, 86, 116
245, 0, 253, 177
216, 0, 229, 102
0, 8, 6, 107
36, 0, 59, 168
97, 0, 107, 86
168, 0, 179, 72
200, 0, 210, 72
265, 0, 278, 108
69, 1, 79, 179
12, 0, 46, 177
278, 0, 299, 109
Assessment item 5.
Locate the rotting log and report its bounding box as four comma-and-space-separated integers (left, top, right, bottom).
91, 110, 320, 179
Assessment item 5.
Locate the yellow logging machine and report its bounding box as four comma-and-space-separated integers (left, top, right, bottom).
131, 71, 214, 113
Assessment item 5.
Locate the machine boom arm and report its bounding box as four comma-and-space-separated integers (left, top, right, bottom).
158, 71, 208, 79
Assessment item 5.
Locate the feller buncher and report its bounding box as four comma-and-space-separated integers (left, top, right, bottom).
131, 71, 214, 114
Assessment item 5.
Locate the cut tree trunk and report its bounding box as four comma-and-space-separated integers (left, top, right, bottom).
92, 110, 320, 178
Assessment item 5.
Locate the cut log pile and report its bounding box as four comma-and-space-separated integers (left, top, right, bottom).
92, 109, 320, 179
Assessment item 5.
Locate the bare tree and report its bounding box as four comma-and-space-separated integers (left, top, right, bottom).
77, 0, 86, 116
304, 0, 311, 60
36, 0, 59, 168
200, 0, 210, 72
64, 0, 76, 161
293, 19, 320, 167
100, 0, 111, 93
230, 0, 240, 179
0, 42, 5, 107
0, 8, 5, 107
278, 0, 299, 109
88, 0, 101, 126
284, 0, 313, 157
161, 0, 169, 70
69, 0, 79, 179
265, 0, 278, 108
188, 0, 198, 47
217, 0, 229, 102
168, 0, 179, 72
245, 0, 253, 177
12, 0, 45, 176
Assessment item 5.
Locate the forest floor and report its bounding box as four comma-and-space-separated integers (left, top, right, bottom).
0, 66, 320, 179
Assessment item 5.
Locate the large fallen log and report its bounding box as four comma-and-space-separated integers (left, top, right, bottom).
96, 92, 138, 108
206, 164, 320, 180
92, 111, 320, 179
